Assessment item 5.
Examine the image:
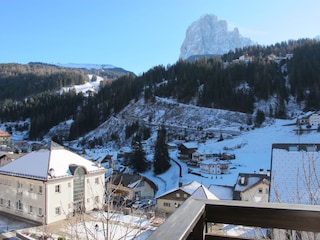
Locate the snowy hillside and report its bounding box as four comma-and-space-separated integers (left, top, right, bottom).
72, 96, 317, 198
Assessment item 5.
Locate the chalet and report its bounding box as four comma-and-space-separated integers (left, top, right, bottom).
156, 181, 218, 216
233, 170, 270, 202
270, 143, 320, 239
191, 149, 218, 163
199, 158, 230, 175
107, 173, 157, 201
0, 130, 11, 146
178, 142, 198, 160
0, 141, 106, 224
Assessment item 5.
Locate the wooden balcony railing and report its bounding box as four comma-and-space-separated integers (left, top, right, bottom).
148, 198, 320, 240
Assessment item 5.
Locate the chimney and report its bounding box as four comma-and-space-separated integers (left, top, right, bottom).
48, 168, 55, 178
259, 168, 264, 175
179, 182, 183, 188
240, 176, 245, 185
267, 169, 271, 177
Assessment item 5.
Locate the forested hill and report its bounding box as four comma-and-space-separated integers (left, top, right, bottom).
1, 39, 320, 141
0, 63, 88, 101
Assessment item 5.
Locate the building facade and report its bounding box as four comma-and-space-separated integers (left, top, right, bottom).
0, 142, 106, 224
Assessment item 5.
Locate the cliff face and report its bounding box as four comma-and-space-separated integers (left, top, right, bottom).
180, 14, 254, 60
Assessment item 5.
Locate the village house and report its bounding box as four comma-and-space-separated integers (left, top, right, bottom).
0, 141, 106, 224
0, 130, 11, 146
199, 158, 230, 175
233, 170, 270, 202
270, 143, 320, 239
191, 149, 218, 163
178, 142, 198, 160
107, 173, 157, 202
156, 181, 218, 216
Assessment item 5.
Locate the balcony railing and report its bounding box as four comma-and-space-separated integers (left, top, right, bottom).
148, 198, 320, 240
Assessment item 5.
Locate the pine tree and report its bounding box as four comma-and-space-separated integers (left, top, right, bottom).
154, 126, 170, 174
130, 134, 148, 172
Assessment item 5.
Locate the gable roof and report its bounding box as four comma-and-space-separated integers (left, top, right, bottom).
157, 181, 218, 200
110, 173, 158, 192
233, 172, 270, 200
0, 130, 11, 137
209, 184, 234, 200
191, 185, 219, 200
0, 141, 105, 181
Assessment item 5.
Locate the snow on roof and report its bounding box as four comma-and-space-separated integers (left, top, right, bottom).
200, 158, 223, 165
0, 142, 105, 180
270, 144, 320, 204
234, 173, 268, 192
191, 185, 219, 200
182, 142, 198, 149
180, 181, 202, 195
209, 184, 234, 200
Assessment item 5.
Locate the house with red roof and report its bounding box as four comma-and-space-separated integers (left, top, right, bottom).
0, 130, 11, 146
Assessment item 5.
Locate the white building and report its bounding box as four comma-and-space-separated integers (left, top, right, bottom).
0, 141, 106, 224
309, 113, 320, 127
199, 159, 229, 175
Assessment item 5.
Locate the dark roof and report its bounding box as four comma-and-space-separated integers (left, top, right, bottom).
110, 173, 158, 191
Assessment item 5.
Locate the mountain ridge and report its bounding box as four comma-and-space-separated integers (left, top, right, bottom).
180, 14, 255, 60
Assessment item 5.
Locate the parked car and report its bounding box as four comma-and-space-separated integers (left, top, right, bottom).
132, 201, 146, 209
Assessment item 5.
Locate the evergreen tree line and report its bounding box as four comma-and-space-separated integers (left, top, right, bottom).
0, 63, 88, 101
1, 39, 320, 140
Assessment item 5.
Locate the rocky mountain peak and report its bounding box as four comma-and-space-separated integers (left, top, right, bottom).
180, 14, 254, 60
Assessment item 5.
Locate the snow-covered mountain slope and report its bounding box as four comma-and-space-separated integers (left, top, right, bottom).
53, 63, 116, 70
81, 97, 252, 147
180, 14, 254, 60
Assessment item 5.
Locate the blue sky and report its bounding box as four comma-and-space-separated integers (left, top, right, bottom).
1, 0, 320, 75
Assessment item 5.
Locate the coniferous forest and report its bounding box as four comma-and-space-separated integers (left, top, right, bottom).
0, 39, 320, 140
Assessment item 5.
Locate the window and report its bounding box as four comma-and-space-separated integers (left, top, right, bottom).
176, 193, 180, 198
29, 205, 33, 213
87, 198, 90, 203
16, 200, 23, 211
7, 200, 11, 208
0, 198, 3, 205
184, 194, 188, 198
258, 188, 263, 194
17, 181, 22, 188
39, 208, 43, 216
55, 207, 61, 215
164, 202, 171, 207
39, 186, 42, 194
95, 177, 99, 184
29, 184, 33, 192
55, 185, 60, 193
